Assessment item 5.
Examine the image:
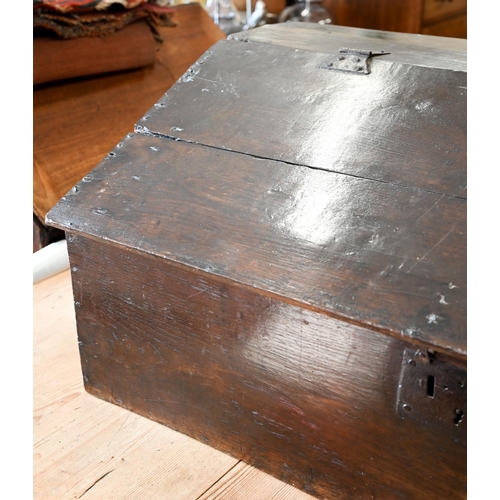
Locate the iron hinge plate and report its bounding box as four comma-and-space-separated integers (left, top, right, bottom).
319, 48, 389, 75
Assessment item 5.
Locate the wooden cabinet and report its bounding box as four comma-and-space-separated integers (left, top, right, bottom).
323, 0, 467, 38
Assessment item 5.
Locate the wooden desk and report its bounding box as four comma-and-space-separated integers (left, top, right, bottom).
33, 3, 226, 252
33, 269, 316, 499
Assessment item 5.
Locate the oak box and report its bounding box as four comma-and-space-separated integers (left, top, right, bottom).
47, 23, 467, 499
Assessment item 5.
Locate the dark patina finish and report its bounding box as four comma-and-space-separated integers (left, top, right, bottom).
47, 23, 466, 500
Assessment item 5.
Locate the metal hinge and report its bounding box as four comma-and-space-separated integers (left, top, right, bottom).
319, 48, 390, 75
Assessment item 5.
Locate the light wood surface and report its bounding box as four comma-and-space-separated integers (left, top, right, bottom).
33, 269, 317, 499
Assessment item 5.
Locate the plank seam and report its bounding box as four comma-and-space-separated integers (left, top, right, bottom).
194, 460, 243, 500
133, 125, 467, 201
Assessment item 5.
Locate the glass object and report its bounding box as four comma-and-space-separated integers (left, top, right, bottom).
278, 0, 333, 24
205, 0, 243, 34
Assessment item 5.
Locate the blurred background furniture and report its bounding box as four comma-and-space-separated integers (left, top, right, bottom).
322, 0, 466, 38
33, 3, 226, 252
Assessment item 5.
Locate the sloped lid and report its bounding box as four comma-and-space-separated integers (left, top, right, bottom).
47, 24, 466, 359
137, 23, 466, 199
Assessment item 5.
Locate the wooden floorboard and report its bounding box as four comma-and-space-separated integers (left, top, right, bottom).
198, 461, 317, 500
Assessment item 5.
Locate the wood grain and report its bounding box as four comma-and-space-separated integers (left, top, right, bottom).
422, 0, 467, 24
33, 20, 157, 85
35, 271, 319, 499
233, 0, 285, 15
198, 462, 316, 499
323, 0, 423, 33
47, 134, 466, 357
321, 0, 467, 38
34, 270, 237, 499
141, 34, 466, 199
43, 24, 467, 500
422, 14, 467, 38
60, 234, 466, 499
239, 23, 467, 71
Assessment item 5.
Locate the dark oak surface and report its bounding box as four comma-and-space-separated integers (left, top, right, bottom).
65, 234, 466, 500
46, 23, 467, 500
140, 30, 466, 199
236, 23, 467, 71
34, 270, 318, 500
47, 133, 466, 359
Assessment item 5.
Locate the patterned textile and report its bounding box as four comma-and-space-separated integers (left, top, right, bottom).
34, 0, 175, 39
33, 1, 151, 12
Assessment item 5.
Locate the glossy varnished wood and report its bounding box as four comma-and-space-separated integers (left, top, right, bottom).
237, 23, 467, 71
323, 0, 423, 33
63, 234, 465, 500
34, 270, 317, 500
421, 0, 467, 25
421, 14, 467, 38
139, 31, 466, 199
46, 25, 467, 500
33, 20, 157, 85
47, 134, 465, 359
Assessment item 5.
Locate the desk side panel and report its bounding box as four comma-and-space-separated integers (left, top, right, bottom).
66, 235, 466, 500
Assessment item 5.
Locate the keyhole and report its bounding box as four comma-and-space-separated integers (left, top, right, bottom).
454, 409, 464, 425
426, 375, 435, 398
